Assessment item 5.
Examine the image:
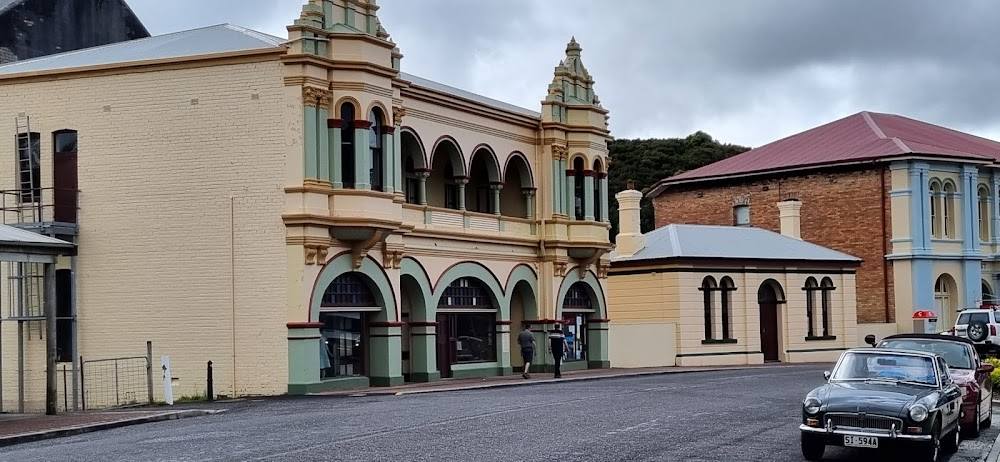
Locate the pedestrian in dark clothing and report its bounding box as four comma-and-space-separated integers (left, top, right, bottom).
517, 326, 535, 379
549, 329, 569, 378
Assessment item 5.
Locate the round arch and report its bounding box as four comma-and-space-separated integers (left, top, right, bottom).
400, 257, 434, 320
505, 264, 539, 321
757, 278, 786, 303
431, 261, 506, 319
934, 273, 958, 324
400, 127, 428, 169
335, 97, 361, 119
555, 268, 607, 319
469, 144, 501, 183
365, 101, 390, 120
592, 157, 604, 174
502, 151, 535, 188
309, 252, 396, 323
429, 136, 467, 177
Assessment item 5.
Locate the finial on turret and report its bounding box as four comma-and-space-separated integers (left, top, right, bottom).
566, 36, 582, 54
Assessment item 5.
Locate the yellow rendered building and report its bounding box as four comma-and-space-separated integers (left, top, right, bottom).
0, 1, 612, 411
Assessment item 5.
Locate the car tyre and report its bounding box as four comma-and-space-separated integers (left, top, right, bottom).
968, 400, 982, 438
943, 424, 960, 453
915, 421, 941, 462
800, 433, 825, 461
983, 401, 993, 429
969, 320, 989, 342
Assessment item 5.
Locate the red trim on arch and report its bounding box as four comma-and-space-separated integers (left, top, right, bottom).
354, 120, 373, 129
583, 170, 595, 177
327, 119, 344, 129
287, 322, 324, 329
408, 321, 439, 327
495, 320, 514, 325
382, 126, 396, 135
370, 321, 405, 328
598, 172, 608, 179
565, 169, 577, 176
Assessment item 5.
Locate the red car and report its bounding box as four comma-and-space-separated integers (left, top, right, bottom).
867, 333, 994, 437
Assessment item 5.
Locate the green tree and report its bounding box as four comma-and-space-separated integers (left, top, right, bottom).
607, 131, 750, 242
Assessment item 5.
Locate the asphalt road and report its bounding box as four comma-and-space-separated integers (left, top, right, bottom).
1, 364, 997, 461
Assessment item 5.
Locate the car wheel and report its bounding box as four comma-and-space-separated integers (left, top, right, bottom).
983, 401, 993, 429
800, 433, 825, 461
914, 422, 941, 462
969, 321, 989, 342
968, 401, 982, 438
943, 424, 960, 453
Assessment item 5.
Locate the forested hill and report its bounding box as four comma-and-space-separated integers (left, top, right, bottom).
607, 131, 751, 241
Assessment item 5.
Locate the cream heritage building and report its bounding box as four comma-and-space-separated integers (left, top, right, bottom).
0, 0, 613, 410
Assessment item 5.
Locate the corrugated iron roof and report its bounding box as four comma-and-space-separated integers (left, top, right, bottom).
401, 72, 540, 119
0, 224, 73, 249
648, 111, 1000, 196
610, 224, 861, 263
0, 23, 286, 76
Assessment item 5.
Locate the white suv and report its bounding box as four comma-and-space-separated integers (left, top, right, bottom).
952, 308, 1000, 355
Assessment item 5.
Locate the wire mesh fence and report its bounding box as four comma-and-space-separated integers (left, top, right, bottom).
80, 343, 153, 410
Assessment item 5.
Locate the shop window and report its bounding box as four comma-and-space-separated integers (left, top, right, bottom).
319, 312, 366, 378
439, 278, 497, 364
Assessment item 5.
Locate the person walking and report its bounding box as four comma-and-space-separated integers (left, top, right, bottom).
549, 328, 569, 379
517, 325, 535, 379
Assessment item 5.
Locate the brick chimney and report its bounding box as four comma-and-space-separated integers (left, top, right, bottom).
614, 180, 645, 257
777, 198, 802, 240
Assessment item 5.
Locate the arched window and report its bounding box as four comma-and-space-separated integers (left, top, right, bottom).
983, 279, 994, 305
819, 277, 834, 337
719, 277, 735, 340
369, 108, 384, 192
929, 180, 941, 238
319, 272, 379, 379
340, 103, 356, 189
700, 276, 717, 341
592, 158, 603, 222
980, 185, 990, 242
943, 181, 956, 238
322, 273, 376, 307
562, 281, 595, 362
803, 277, 819, 338
438, 277, 496, 365
573, 157, 585, 220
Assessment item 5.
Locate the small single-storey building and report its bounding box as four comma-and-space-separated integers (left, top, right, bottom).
607, 183, 863, 367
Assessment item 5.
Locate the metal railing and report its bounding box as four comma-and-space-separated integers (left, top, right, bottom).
0, 186, 80, 229
79, 342, 154, 410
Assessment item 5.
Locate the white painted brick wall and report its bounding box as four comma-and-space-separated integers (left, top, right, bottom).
0, 58, 291, 410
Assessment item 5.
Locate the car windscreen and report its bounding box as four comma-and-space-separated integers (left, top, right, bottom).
831, 352, 937, 385
958, 312, 991, 325
877, 339, 973, 369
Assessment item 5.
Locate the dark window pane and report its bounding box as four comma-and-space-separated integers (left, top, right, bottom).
54, 131, 77, 152
452, 312, 496, 363
440, 277, 492, 308
320, 312, 366, 378
564, 282, 591, 308
322, 273, 376, 307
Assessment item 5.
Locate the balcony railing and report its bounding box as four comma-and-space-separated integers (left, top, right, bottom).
0, 187, 80, 236
403, 204, 537, 238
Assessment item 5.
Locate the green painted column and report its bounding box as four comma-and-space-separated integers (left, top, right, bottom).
392, 126, 403, 195
523, 188, 536, 220
286, 322, 322, 394
495, 321, 513, 375
329, 119, 343, 188
565, 168, 576, 220
354, 122, 371, 190
368, 323, 404, 386
599, 174, 609, 222
584, 173, 595, 221
408, 323, 440, 382
491, 184, 502, 215
586, 319, 610, 369
457, 178, 468, 210
417, 171, 430, 205
382, 128, 394, 193
551, 158, 562, 216
317, 107, 330, 182
303, 105, 318, 179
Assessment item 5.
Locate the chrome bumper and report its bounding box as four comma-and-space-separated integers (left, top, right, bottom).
800, 424, 933, 441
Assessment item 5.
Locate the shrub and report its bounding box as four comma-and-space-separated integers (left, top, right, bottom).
985, 357, 1000, 390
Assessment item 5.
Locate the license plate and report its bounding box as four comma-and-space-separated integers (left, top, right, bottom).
844, 435, 878, 448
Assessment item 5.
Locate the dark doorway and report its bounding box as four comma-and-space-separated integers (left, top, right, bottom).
436, 313, 455, 378
758, 282, 781, 362
53, 130, 78, 223
55, 269, 73, 362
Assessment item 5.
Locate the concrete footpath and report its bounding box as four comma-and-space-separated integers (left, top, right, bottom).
0, 363, 818, 448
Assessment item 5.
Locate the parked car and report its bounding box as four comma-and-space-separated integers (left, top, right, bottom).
800, 348, 963, 462
866, 332, 994, 437
950, 307, 1000, 355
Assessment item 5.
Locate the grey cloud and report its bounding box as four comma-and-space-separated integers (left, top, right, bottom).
124, 0, 1000, 147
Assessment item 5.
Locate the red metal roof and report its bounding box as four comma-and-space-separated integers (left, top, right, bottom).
650, 111, 1000, 193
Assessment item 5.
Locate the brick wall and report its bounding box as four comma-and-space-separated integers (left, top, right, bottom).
0, 57, 291, 409
652, 167, 894, 324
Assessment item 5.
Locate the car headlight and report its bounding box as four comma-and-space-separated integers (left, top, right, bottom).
804, 397, 822, 415
909, 404, 929, 422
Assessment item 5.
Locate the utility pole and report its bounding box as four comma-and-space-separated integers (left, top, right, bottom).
45, 262, 56, 415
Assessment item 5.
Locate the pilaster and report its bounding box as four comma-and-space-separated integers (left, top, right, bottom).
328, 119, 343, 187
565, 168, 576, 220
407, 322, 440, 382
354, 120, 372, 190
490, 183, 503, 215
962, 165, 981, 254
368, 322, 404, 386
583, 171, 595, 221
992, 172, 1000, 243
382, 126, 395, 193
599, 172, 609, 222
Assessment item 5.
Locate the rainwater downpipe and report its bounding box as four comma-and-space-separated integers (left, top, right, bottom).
230, 196, 237, 396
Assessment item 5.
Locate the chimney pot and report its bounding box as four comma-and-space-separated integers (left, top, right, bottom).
614, 187, 645, 257
626, 179, 635, 190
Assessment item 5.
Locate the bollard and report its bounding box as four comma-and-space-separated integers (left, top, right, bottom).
207, 361, 214, 402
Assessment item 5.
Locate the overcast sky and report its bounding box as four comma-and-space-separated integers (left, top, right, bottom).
126, 0, 1000, 148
